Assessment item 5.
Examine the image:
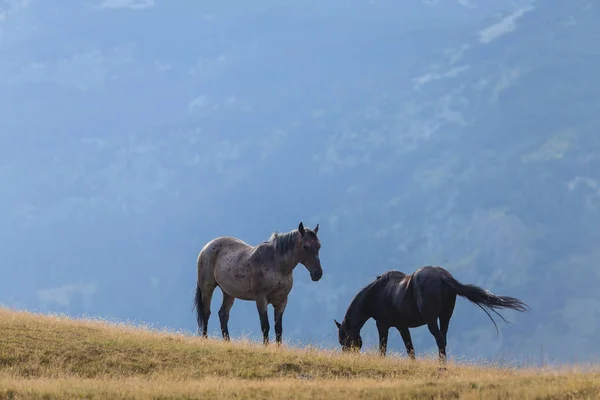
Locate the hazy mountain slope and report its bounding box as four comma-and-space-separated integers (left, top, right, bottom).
1, 0, 599, 363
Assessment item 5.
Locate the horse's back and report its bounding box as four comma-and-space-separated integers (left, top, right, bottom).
199, 236, 249, 257
197, 236, 251, 277
377, 267, 446, 294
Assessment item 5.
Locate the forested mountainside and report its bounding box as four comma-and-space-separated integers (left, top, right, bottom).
1, 0, 599, 364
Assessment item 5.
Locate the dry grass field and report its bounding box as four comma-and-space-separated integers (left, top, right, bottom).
0, 307, 599, 399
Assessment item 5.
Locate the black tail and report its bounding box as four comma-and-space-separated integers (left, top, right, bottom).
192, 284, 203, 334
441, 275, 529, 335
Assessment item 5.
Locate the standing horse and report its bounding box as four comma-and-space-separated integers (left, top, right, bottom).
194, 222, 322, 345
334, 266, 528, 365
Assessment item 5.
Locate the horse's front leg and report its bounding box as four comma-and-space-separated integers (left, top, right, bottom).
376, 320, 389, 356
273, 298, 288, 346
255, 297, 270, 346
399, 327, 416, 360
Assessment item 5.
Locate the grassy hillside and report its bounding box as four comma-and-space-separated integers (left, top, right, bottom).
0, 308, 598, 399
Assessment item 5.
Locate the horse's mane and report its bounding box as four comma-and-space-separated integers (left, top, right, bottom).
266, 226, 319, 258
267, 230, 295, 255
343, 275, 380, 324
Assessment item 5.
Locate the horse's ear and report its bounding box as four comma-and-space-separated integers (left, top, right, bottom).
314, 223, 319, 234
334, 319, 341, 329
298, 222, 305, 236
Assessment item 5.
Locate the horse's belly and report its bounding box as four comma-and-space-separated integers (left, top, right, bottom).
216, 276, 255, 300
406, 319, 427, 328
400, 305, 426, 328
228, 291, 255, 302
214, 264, 255, 299
385, 303, 425, 328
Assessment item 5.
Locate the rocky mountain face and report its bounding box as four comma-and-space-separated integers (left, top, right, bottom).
1, 0, 599, 364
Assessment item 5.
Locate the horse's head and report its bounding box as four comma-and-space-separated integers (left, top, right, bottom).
334, 319, 362, 352
296, 221, 322, 281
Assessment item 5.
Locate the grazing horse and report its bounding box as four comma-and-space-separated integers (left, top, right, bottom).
334, 266, 528, 365
194, 222, 322, 345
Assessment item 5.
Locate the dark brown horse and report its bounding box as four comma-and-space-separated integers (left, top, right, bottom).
334, 266, 528, 365
194, 222, 322, 346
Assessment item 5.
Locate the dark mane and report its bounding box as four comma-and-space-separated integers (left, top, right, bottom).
268, 230, 300, 256
268, 227, 319, 256
342, 276, 379, 327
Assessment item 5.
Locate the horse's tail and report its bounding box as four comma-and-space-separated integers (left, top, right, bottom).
441, 274, 529, 335
192, 250, 204, 334
193, 283, 204, 334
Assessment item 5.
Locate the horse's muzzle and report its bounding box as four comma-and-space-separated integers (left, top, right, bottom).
341, 345, 360, 353
310, 269, 323, 281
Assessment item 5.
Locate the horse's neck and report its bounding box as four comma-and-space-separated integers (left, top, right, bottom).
277, 251, 300, 275
343, 290, 371, 331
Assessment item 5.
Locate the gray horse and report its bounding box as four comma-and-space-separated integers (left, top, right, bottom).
194, 222, 322, 345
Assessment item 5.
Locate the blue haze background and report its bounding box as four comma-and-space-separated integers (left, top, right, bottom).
1, 0, 599, 365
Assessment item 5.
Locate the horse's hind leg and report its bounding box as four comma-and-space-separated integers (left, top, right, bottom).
200, 284, 216, 338
426, 320, 447, 366
218, 291, 235, 341
415, 271, 447, 366
197, 247, 218, 338
439, 293, 456, 341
